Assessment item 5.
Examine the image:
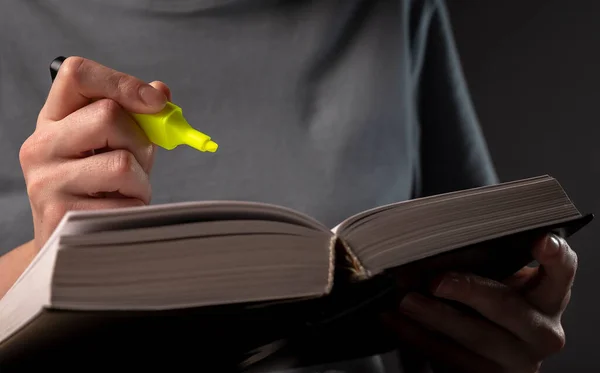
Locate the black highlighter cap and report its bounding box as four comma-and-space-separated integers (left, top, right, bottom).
49, 56, 67, 82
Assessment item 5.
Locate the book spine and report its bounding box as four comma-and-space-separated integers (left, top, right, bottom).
326, 235, 336, 293
332, 235, 370, 281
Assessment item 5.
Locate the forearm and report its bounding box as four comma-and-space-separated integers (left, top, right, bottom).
0, 240, 37, 299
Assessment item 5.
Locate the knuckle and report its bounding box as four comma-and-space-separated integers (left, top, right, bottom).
109, 150, 135, 177
110, 72, 140, 98
59, 56, 86, 84
537, 322, 566, 354
19, 136, 36, 167
95, 98, 123, 124
19, 131, 53, 168
548, 328, 566, 353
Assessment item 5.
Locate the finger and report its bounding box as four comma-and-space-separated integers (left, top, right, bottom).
149, 81, 172, 102
57, 149, 151, 204
528, 234, 578, 314
382, 313, 503, 373
431, 272, 566, 356
397, 293, 534, 369
68, 196, 147, 212
40, 56, 167, 122
50, 99, 154, 173
502, 266, 539, 290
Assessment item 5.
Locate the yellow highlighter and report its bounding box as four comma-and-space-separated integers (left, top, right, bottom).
49, 56, 218, 153
131, 102, 218, 152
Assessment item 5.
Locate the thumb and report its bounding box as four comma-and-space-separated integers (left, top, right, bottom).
525, 234, 577, 315
149, 81, 172, 102
138, 80, 169, 176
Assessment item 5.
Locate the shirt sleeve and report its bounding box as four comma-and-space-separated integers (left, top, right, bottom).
410, 0, 499, 198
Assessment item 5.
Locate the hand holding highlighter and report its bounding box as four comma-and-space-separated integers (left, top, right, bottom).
50, 56, 218, 153
24, 55, 175, 251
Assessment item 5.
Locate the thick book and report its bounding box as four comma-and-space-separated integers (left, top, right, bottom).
0, 175, 593, 371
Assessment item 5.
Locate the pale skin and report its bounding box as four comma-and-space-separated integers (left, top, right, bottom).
0, 57, 578, 373
0, 56, 170, 296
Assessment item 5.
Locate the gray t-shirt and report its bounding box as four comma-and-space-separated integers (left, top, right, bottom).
0, 0, 497, 371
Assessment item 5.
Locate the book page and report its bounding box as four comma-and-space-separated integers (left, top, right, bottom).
62, 200, 331, 235
60, 220, 323, 247
335, 175, 553, 235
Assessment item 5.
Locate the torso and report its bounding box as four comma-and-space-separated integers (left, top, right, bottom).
1, 0, 422, 371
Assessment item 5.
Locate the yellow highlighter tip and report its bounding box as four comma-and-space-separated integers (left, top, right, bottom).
181, 130, 219, 152
205, 140, 219, 152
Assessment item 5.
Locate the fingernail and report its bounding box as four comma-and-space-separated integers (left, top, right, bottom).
433, 272, 462, 297
543, 235, 561, 255
399, 293, 426, 315
139, 85, 167, 107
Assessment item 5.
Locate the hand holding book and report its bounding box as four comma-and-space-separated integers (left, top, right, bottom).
384, 233, 575, 372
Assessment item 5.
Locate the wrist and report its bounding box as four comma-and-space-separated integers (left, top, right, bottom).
0, 239, 37, 299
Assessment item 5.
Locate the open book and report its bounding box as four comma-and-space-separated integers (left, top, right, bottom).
0, 175, 592, 371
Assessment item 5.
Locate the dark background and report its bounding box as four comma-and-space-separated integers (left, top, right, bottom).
447, 1, 599, 371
